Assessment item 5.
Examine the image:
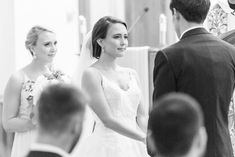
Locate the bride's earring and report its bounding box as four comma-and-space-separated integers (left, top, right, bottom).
97, 39, 104, 53
101, 46, 104, 53
30, 48, 37, 59
32, 53, 37, 59
33, 55, 36, 59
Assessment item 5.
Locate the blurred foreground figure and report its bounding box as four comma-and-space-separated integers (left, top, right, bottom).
26, 84, 86, 157
148, 93, 207, 157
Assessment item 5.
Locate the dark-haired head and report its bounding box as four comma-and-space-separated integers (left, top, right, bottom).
169, 0, 210, 23
91, 16, 127, 59
37, 84, 86, 133
228, 0, 235, 10
148, 93, 205, 156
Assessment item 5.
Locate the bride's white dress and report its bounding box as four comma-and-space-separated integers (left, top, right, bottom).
74, 69, 149, 157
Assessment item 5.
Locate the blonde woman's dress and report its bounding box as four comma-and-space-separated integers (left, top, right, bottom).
10, 71, 70, 157
10, 73, 38, 157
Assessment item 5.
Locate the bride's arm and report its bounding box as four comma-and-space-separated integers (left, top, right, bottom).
136, 99, 149, 134
131, 69, 149, 134
2, 72, 36, 133
81, 68, 146, 142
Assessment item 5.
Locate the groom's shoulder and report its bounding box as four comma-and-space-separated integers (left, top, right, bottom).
160, 42, 183, 56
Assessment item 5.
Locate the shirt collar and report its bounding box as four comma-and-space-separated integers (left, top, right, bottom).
180, 25, 204, 39
30, 143, 70, 157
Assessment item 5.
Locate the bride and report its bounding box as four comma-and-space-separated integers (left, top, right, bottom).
72, 16, 149, 157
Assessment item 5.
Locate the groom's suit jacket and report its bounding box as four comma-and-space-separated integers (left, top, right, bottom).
153, 28, 235, 157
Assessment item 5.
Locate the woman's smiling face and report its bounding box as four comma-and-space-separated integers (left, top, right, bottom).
32, 31, 57, 63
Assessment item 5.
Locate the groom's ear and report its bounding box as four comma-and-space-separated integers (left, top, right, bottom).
96, 39, 103, 47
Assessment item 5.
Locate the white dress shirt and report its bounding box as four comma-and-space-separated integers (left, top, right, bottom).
180, 25, 205, 39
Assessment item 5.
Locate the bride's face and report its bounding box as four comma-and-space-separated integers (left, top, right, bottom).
101, 23, 128, 58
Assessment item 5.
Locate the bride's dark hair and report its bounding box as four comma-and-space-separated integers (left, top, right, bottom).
91, 16, 127, 59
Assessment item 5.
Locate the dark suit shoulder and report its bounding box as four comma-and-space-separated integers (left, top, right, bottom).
163, 34, 235, 59
26, 151, 62, 157
161, 42, 184, 57
158, 43, 185, 66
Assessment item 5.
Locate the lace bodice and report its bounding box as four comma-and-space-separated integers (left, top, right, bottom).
71, 68, 150, 157
93, 70, 142, 128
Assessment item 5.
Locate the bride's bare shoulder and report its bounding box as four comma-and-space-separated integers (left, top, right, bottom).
82, 66, 101, 80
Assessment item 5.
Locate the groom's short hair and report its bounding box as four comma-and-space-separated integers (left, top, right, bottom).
148, 93, 204, 156
169, 0, 210, 23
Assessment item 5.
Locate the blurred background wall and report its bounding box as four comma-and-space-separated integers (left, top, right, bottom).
0, 0, 183, 107
0, 0, 15, 96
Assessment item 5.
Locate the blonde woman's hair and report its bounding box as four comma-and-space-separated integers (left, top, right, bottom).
25, 26, 54, 56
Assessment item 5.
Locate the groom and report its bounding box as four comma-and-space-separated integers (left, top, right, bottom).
152, 0, 235, 157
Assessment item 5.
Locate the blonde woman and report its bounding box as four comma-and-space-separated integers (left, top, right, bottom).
2, 26, 67, 157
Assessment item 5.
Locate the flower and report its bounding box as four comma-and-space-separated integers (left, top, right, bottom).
207, 4, 228, 36
22, 80, 35, 105
31, 69, 71, 106
53, 70, 64, 79
43, 69, 67, 82
26, 95, 33, 101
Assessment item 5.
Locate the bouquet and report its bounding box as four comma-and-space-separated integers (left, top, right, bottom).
25, 68, 70, 125
33, 69, 71, 105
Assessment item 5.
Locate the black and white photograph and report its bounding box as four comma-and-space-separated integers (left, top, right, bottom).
1, 0, 235, 157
